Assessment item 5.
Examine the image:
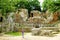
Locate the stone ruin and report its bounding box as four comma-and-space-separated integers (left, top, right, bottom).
28, 10, 44, 23
28, 10, 54, 24
2, 8, 59, 35
31, 10, 60, 36
14, 8, 28, 23
11, 9, 58, 24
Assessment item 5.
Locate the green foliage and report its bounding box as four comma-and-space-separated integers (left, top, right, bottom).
5, 32, 22, 36
0, 0, 24, 16
16, 0, 41, 13
0, 0, 15, 16
42, 0, 54, 12
0, 0, 41, 16
42, 0, 60, 12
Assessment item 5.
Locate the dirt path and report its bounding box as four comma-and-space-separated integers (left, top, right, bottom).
0, 33, 60, 40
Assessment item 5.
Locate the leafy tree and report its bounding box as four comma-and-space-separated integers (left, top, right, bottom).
0, 0, 22, 16
0, 0, 41, 17
16, 0, 41, 17
42, 0, 54, 12
42, 0, 60, 12
0, 0, 15, 16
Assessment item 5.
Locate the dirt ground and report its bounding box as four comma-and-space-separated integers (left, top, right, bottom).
0, 33, 60, 40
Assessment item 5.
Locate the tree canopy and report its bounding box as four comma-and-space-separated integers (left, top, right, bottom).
0, 0, 41, 16
16, 0, 41, 13
42, 0, 60, 12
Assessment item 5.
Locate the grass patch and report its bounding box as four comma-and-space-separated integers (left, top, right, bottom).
5, 32, 24, 36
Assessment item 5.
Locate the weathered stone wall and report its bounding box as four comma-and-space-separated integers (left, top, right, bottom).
53, 12, 59, 21
14, 27, 32, 32
32, 27, 60, 36
28, 10, 43, 23
14, 13, 23, 23
30, 10, 41, 17
19, 9, 28, 21
14, 8, 28, 23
